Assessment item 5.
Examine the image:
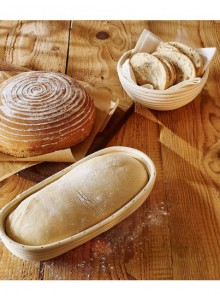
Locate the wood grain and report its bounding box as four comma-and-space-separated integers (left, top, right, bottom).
67, 21, 145, 154
0, 21, 220, 280
0, 20, 70, 72
107, 111, 173, 280
135, 21, 220, 279
67, 20, 148, 110
0, 20, 71, 280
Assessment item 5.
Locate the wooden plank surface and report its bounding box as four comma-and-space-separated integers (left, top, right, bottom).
0, 21, 220, 280
67, 20, 137, 154
0, 20, 71, 280
0, 20, 70, 72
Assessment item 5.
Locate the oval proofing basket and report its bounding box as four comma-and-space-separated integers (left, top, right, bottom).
0, 146, 156, 261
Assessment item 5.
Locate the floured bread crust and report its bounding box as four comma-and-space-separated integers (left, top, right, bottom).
0, 71, 96, 157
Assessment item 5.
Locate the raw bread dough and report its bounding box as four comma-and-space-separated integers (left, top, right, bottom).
6, 152, 148, 246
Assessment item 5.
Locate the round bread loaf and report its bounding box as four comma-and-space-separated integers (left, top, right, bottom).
0, 71, 96, 157
5, 152, 148, 246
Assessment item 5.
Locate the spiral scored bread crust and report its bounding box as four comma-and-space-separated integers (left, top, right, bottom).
0, 71, 96, 157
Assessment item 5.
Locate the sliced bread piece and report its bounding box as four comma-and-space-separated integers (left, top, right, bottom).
130, 52, 170, 90
157, 41, 180, 53
167, 41, 204, 76
153, 54, 177, 87
154, 50, 196, 83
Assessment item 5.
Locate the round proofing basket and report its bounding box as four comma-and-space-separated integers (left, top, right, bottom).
117, 50, 209, 111
0, 146, 156, 261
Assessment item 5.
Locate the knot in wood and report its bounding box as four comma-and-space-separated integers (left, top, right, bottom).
96, 31, 110, 40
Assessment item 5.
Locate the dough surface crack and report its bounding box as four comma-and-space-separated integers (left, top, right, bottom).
75, 189, 102, 212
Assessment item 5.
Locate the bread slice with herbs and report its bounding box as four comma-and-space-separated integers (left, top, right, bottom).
153, 54, 177, 87
130, 52, 170, 90
167, 41, 204, 76
153, 50, 196, 83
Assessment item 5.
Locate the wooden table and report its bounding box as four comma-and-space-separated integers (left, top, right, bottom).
0, 20, 219, 280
